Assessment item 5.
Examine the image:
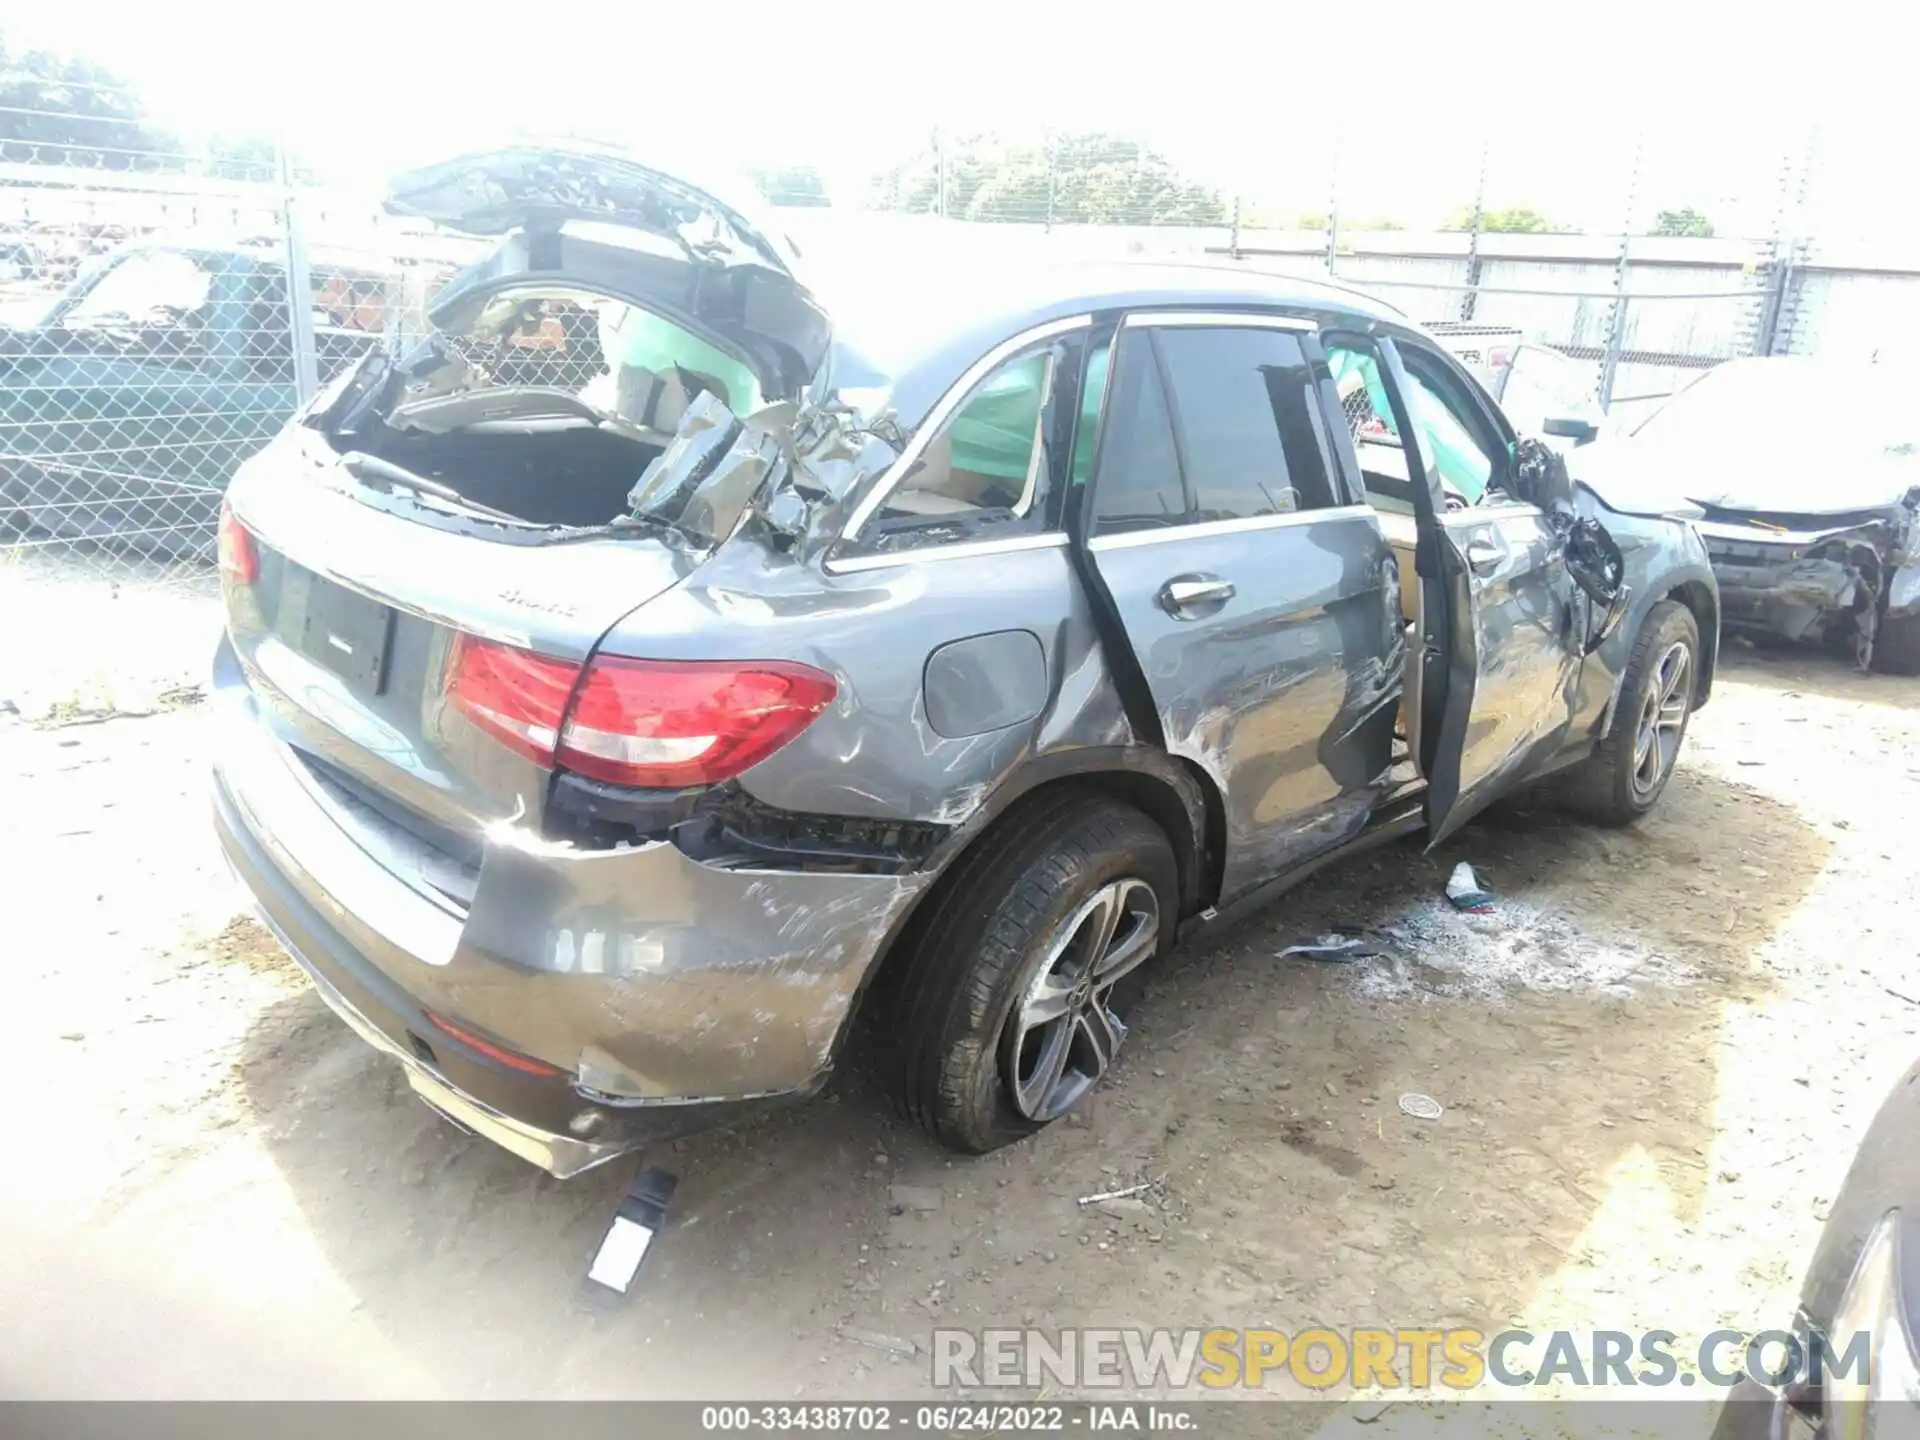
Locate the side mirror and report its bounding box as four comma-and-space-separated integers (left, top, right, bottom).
1542, 416, 1600, 446
1564, 516, 1629, 656
1510, 436, 1573, 513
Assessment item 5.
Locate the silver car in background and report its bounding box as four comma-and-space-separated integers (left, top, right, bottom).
1590, 357, 1920, 672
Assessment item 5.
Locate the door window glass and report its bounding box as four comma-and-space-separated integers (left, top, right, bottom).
1398, 365, 1497, 505
1153, 326, 1340, 521
1327, 342, 1504, 510
1326, 343, 1417, 513
1069, 338, 1111, 489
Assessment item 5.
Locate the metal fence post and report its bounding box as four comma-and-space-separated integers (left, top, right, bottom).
1596, 135, 1643, 412
1598, 290, 1628, 410
934, 129, 947, 220
1461, 139, 1488, 321
1229, 193, 1241, 260
1751, 127, 1815, 357
278, 130, 318, 404
1044, 131, 1056, 234
1325, 137, 1341, 278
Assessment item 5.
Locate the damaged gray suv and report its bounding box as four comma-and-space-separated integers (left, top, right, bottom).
211, 145, 1721, 1178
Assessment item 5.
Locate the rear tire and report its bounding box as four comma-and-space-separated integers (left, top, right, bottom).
870, 793, 1177, 1153
1559, 600, 1700, 826
1872, 611, 1920, 676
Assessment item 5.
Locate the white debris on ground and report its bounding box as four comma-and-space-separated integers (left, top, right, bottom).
0, 549, 221, 721
1346, 898, 1695, 1003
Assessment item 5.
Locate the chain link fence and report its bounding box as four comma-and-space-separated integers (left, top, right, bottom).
0, 83, 1906, 709
0, 65, 484, 715
0, 180, 464, 574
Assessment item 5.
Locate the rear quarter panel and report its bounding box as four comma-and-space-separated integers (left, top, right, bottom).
591, 532, 1133, 825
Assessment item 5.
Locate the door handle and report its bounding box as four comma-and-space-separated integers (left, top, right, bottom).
1464, 537, 1504, 577
1159, 575, 1236, 615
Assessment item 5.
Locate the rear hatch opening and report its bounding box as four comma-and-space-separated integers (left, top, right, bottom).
317, 282, 758, 533
301, 143, 832, 540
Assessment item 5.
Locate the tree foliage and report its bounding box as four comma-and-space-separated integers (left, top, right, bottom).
1448, 204, 1564, 234
0, 34, 178, 170
873, 132, 1227, 226
0, 32, 292, 180
1652, 206, 1714, 238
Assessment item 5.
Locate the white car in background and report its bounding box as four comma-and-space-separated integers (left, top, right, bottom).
1431, 324, 1607, 449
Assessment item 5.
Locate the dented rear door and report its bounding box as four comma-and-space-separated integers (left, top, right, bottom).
1077, 315, 1404, 903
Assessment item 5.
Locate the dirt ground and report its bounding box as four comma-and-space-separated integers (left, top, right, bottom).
3, 637, 1917, 1411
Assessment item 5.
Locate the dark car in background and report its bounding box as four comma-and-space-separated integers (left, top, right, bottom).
1714, 1058, 1920, 1436
211, 144, 1720, 1180
1589, 357, 1920, 673
0, 238, 397, 560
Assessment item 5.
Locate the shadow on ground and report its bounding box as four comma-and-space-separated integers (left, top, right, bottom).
233, 762, 1828, 1399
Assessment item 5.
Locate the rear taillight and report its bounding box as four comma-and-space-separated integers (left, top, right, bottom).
218, 502, 258, 586
445, 635, 576, 768
445, 635, 835, 789
561, 655, 837, 788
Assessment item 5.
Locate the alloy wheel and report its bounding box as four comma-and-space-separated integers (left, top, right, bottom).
1005, 877, 1160, 1122
1631, 640, 1691, 799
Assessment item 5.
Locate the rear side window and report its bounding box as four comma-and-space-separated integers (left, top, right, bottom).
1090, 324, 1340, 536
870, 348, 1052, 529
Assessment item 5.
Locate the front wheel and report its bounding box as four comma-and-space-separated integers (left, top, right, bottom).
1559, 600, 1700, 825
871, 794, 1178, 1153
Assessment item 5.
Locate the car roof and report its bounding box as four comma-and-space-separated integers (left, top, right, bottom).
823, 258, 1407, 427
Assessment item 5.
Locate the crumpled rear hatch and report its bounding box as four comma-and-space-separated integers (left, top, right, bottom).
385, 143, 831, 400
215, 143, 843, 848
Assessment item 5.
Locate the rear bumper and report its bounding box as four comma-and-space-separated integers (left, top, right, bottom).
274, 909, 628, 1178
209, 646, 924, 1175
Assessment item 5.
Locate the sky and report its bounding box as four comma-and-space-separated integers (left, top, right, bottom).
8, 0, 1916, 243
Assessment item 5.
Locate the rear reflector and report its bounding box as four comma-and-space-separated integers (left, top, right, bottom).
445, 635, 836, 789
425, 1011, 563, 1077
218, 501, 259, 585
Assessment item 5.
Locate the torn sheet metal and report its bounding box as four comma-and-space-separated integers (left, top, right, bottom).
1694, 486, 1919, 668
618, 384, 904, 556
1888, 562, 1920, 617
1513, 438, 1630, 656
757, 401, 902, 553
1703, 520, 1887, 667
626, 390, 743, 521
